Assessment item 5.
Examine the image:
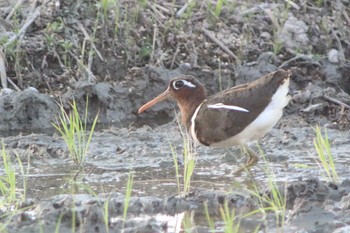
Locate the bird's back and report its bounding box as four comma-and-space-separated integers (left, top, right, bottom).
191, 69, 290, 147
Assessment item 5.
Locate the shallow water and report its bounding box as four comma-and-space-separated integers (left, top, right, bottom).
2, 115, 350, 233
12, 119, 350, 201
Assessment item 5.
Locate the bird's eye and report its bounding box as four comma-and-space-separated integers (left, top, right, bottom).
172, 79, 196, 90
173, 80, 184, 90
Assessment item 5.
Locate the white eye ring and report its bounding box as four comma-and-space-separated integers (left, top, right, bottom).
172, 80, 196, 90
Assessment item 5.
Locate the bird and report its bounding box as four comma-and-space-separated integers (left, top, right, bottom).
138, 69, 291, 174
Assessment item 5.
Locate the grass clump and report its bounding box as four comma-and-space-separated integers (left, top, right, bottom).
0, 144, 18, 205
182, 137, 196, 193
181, 211, 196, 232
52, 99, 98, 168
219, 201, 241, 233
245, 148, 287, 230
253, 179, 287, 228
170, 112, 197, 194
247, 180, 287, 230
0, 143, 27, 205
170, 133, 196, 194
0, 143, 29, 232
204, 200, 242, 233
313, 125, 338, 182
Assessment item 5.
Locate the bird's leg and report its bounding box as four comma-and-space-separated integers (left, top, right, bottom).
233, 145, 259, 175
244, 145, 259, 166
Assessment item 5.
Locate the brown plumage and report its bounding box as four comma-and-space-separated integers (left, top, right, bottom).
194, 69, 290, 146
138, 69, 290, 148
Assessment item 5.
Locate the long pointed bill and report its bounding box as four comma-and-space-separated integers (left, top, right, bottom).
138, 89, 171, 114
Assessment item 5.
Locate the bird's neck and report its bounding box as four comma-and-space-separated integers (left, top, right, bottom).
177, 92, 206, 130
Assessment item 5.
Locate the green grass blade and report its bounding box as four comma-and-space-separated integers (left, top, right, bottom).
123, 171, 134, 220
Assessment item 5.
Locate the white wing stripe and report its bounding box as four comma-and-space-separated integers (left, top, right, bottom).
208, 103, 249, 112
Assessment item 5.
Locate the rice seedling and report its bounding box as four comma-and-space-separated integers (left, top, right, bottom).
219, 200, 240, 233
54, 213, 64, 233
169, 140, 181, 193
203, 201, 215, 231
0, 143, 17, 205
246, 183, 287, 230
71, 182, 111, 232
170, 114, 197, 194
179, 0, 197, 20
59, 40, 73, 67
39, 222, 44, 233
0, 143, 28, 205
204, 199, 241, 233
214, 0, 226, 17
182, 137, 196, 194
177, 113, 197, 194
52, 98, 98, 168
0, 218, 13, 233
241, 145, 287, 230
113, 1, 120, 34
103, 195, 111, 233
71, 201, 76, 233
316, 0, 324, 7
98, 0, 117, 19
181, 211, 196, 233
0, 143, 29, 232
313, 125, 338, 183
123, 171, 134, 220
204, 197, 263, 232
272, 39, 283, 55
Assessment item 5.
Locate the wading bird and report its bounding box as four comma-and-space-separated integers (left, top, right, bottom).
138, 69, 290, 174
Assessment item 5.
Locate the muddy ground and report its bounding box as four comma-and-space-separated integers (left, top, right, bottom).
0, 0, 350, 232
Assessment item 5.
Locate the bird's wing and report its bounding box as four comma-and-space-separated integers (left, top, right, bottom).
193, 69, 290, 145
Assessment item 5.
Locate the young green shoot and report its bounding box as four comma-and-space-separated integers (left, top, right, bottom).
245, 146, 287, 229
219, 200, 240, 233
316, 0, 324, 7
214, 0, 226, 17
72, 182, 110, 232
170, 112, 197, 194
203, 201, 215, 231
272, 39, 283, 55
72, 203, 76, 233
169, 139, 181, 193
52, 98, 98, 168
103, 195, 111, 233
183, 136, 196, 194
247, 180, 287, 229
313, 125, 338, 183
181, 0, 196, 20
98, 0, 116, 19
0, 143, 29, 232
0, 143, 28, 205
178, 113, 197, 194
54, 213, 64, 233
123, 171, 134, 220
113, 1, 120, 34
182, 211, 196, 232
0, 143, 17, 204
